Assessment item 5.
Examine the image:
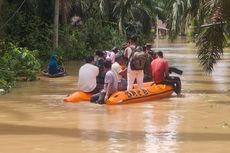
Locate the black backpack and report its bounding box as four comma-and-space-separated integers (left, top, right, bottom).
129, 48, 146, 70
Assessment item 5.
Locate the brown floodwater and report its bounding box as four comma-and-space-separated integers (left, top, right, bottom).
0, 41, 230, 153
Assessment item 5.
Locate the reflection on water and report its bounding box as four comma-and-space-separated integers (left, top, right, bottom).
142, 105, 179, 153
1, 40, 230, 153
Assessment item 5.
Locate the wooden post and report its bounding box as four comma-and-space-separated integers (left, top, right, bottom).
53, 0, 59, 50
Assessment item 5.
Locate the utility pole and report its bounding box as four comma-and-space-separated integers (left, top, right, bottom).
53, 0, 59, 50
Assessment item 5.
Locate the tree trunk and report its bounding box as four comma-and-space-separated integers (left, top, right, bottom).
60, 0, 71, 25
118, 17, 123, 36
53, 0, 59, 50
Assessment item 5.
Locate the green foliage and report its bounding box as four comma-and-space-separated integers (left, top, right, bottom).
0, 42, 41, 82
0, 61, 16, 91
59, 26, 88, 60
83, 18, 125, 51
59, 18, 125, 59
3, 13, 53, 59
0, 1, 53, 59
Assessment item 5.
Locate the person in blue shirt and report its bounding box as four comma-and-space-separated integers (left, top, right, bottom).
48, 55, 61, 75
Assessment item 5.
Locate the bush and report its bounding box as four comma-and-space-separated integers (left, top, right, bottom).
58, 26, 88, 60
59, 18, 125, 60
3, 13, 53, 59
0, 42, 41, 81
82, 18, 125, 51
0, 67, 16, 92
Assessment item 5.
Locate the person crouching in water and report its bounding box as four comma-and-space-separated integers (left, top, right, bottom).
90, 60, 118, 104
78, 56, 103, 94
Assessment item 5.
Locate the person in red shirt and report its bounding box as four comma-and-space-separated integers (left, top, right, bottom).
151, 51, 168, 83
151, 51, 182, 96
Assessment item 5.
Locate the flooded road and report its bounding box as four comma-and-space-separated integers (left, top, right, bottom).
1, 41, 230, 153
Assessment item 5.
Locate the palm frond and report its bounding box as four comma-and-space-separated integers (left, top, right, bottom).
196, 24, 225, 73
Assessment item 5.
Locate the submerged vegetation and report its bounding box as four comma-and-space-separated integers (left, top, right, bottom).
0, 0, 230, 91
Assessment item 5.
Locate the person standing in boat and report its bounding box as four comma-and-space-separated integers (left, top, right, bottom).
78, 56, 103, 94
124, 35, 145, 90
90, 59, 118, 104
151, 51, 182, 96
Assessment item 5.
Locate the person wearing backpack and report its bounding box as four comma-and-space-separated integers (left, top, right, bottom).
124, 36, 146, 90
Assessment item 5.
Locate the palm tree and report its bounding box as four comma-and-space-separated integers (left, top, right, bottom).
166, 0, 230, 73
100, 0, 134, 35
196, 0, 230, 73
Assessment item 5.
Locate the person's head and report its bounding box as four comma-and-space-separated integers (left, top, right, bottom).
146, 43, 152, 51
103, 59, 112, 70
143, 46, 147, 52
95, 50, 104, 58
111, 47, 119, 53
130, 35, 137, 44
149, 50, 157, 59
122, 42, 130, 49
136, 46, 143, 52
157, 51, 163, 58
146, 43, 152, 48
85, 55, 95, 64
50, 54, 57, 61
115, 54, 125, 65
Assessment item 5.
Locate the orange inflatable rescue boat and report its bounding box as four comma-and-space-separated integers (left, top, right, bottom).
64, 82, 173, 105
64, 91, 91, 102
106, 84, 173, 105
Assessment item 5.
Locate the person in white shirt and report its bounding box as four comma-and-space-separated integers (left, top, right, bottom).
77, 56, 103, 94
112, 54, 127, 90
